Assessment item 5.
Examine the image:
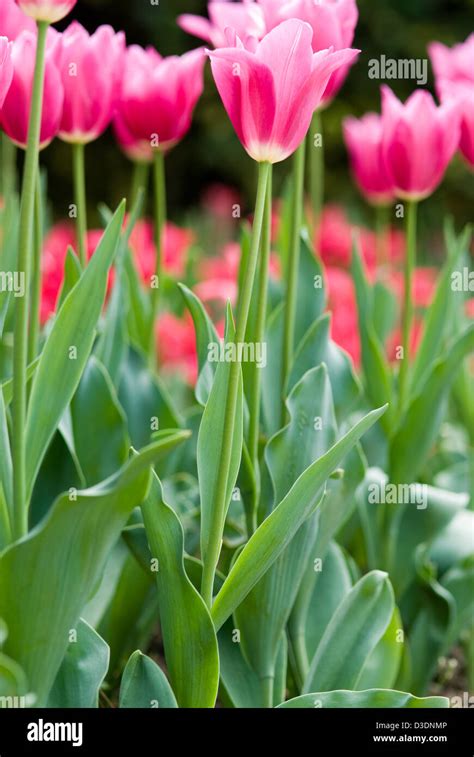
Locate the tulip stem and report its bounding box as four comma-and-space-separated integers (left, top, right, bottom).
201, 160, 270, 609
280, 141, 306, 425
308, 110, 324, 243
28, 168, 43, 363
151, 150, 166, 364
131, 160, 149, 212
12, 20, 49, 540
375, 203, 390, 273
72, 142, 88, 267
398, 200, 417, 413
247, 165, 272, 506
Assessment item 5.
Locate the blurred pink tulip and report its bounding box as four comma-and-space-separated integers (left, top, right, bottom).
15, 0, 77, 24
429, 36, 474, 169
1, 0, 35, 39
51, 22, 125, 144
115, 45, 205, 153
208, 19, 358, 163
0, 37, 13, 109
156, 313, 198, 383
428, 34, 474, 90
259, 0, 359, 105
113, 111, 154, 163
381, 86, 460, 201
1, 30, 63, 149
179, 0, 266, 49
343, 112, 395, 205
325, 265, 360, 365
129, 218, 194, 284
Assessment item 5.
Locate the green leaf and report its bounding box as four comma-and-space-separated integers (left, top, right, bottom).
303, 571, 394, 693
25, 201, 125, 503
47, 619, 109, 708
357, 606, 403, 690
179, 283, 220, 406
124, 252, 152, 354
61, 357, 130, 486
277, 689, 449, 708
0, 389, 12, 547
441, 558, 474, 648
211, 404, 387, 631
261, 303, 284, 437
0, 433, 186, 705
294, 231, 325, 349
351, 243, 394, 434
95, 271, 129, 386
234, 366, 336, 687
218, 619, 261, 709
56, 247, 82, 312
431, 510, 474, 574
140, 472, 219, 708
390, 325, 474, 483
289, 314, 361, 423
119, 650, 177, 708
1, 357, 40, 407
197, 305, 243, 567
372, 280, 397, 344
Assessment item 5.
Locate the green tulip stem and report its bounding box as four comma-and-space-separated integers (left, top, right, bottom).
12, 20, 49, 540
201, 160, 270, 609
398, 199, 418, 413
72, 142, 88, 267
28, 168, 43, 363
150, 150, 166, 363
280, 140, 306, 425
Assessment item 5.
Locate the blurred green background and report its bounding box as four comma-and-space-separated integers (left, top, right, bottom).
42, 0, 473, 259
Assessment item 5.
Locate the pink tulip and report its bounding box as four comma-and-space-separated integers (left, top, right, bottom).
113, 111, 154, 163
381, 86, 460, 201
0, 37, 13, 109
428, 34, 474, 90
51, 22, 125, 144
156, 312, 198, 384
179, 0, 266, 49
1, 30, 63, 149
115, 45, 205, 154
207, 19, 358, 163
343, 112, 395, 205
259, 0, 359, 105
15, 0, 77, 24
1, 0, 35, 39
129, 218, 194, 283
428, 36, 474, 169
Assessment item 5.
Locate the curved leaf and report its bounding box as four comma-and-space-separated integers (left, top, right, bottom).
119, 650, 177, 708
277, 689, 449, 708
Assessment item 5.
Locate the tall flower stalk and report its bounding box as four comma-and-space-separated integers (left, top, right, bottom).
72, 142, 87, 266
28, 168, 43, 362
11, 19, 48, 539
281, 140, 306, 424
201, 160, 270, 607
398, 200, 417, 411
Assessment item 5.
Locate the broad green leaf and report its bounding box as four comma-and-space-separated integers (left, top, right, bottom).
260, 303, 284, 436
212, 404, 387, 630
390, 325, 474, 484
25, 201, 125, 503
1, 357, 40, 407
372, 280, 397, 344
357, 607, 403, 690
47, 619, 109, 708
352, 244, 394, 434
197, 306, 243, 568
179, 283, 220, 406
441, 557, 474, 648
218, 620, 261, 709
95, 272, 129, 386
277, 689, 449, 708
119, 650, 177, 708
0, 432, 187, 705
124, 252, 152, 354
56, 247, 82, 312
0, 653, 31, 700
234, 366, 336, 685
140, 472, 219, 708
294, 231, 325, 349
118, 346, 181, 450
63, 357, 130, 486
289, 314, 361, 423
431, 510, 474, 574
0, 389, 12, 547
303, 571, 394, 693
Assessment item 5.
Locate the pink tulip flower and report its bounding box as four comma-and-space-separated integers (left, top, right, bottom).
429, 36, 474, 169
259, 0, 359, 105
179, 0, 266, 49
0, 37, 13, 109
1, 30, 63, 149
381, 86, 460, 201
113, 111, 154, 163
156, 312, 198, 384
1, 0, 35, 39
15, 0, 77, 24
115, 45, 206, 154
51, 22, 125, 144
343, 112, 395, 205
207, 19, 359, 164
